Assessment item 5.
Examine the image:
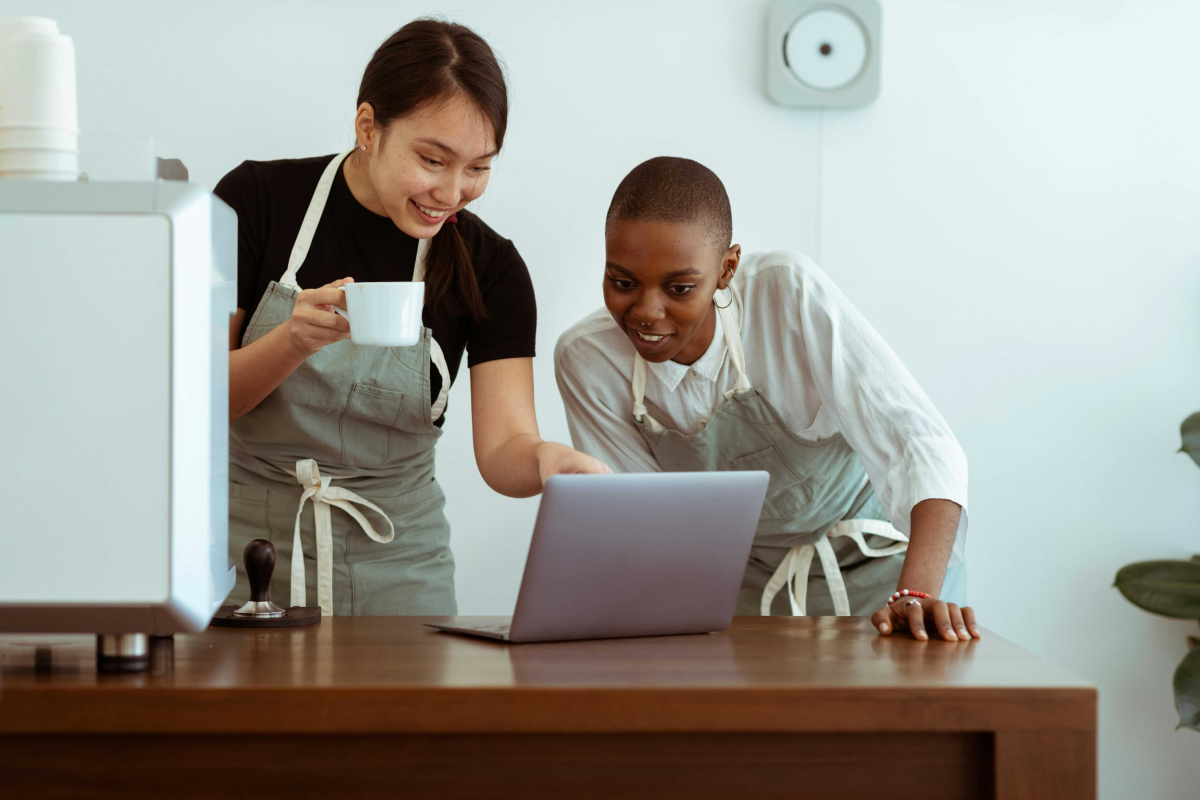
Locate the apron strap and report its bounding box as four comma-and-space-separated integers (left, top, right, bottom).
285, 459, 395, 616
760, 518, 909, 617
280, 151, 352, 289
716, 288, 753, 397
411, 238, 451, 419
412, 237, 431, 282
429, 336, 450, 421
631, 356, 658, 425
279, 159, 450, 416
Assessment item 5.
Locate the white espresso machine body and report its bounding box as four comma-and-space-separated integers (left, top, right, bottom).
0, 179, 237, 635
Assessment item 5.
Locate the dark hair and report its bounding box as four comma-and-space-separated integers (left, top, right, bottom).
605, 157, 732, 254
358, 18, 507, 321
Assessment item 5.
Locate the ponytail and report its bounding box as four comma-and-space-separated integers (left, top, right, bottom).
425, 220, 488, 322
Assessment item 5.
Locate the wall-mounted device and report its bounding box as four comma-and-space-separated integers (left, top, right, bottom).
767, 0, 881, 108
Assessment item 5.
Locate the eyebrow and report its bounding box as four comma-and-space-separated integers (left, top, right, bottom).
414, 137, 499, 160
605, 262, 702, 279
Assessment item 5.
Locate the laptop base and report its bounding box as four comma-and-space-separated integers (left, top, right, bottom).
425, 617, 513, 642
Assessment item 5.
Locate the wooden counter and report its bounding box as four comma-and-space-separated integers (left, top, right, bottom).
0, 616, 1095, 799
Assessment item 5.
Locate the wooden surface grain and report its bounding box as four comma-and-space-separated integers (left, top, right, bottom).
0, 616, 1096, 800
0, 616, 1093, 734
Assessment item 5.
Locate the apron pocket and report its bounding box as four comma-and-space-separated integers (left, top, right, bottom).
730, 445, 814, 519
340, 383, 405, 468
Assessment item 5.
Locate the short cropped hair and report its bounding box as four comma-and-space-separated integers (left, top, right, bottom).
605, 157, 732, 253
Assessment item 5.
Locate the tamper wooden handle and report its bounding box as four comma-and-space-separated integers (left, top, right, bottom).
243, 539, 276, 603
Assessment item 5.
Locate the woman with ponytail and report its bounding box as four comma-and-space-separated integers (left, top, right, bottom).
216, 19, 608, 617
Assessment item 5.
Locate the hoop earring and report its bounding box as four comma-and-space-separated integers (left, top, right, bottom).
713, 288, 733, 309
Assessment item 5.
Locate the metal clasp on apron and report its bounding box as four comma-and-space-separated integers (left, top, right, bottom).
760, 519, 909, 616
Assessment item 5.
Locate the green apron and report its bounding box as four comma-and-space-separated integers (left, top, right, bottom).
228, 150, 455, 616
631, 285, 912, 617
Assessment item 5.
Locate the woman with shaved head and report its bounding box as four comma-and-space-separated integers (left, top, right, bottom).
555, 157, 976, 641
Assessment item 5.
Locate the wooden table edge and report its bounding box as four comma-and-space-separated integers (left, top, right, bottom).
0, 685, 1097, 735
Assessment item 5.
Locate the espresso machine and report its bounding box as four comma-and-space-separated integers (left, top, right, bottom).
0, 170, 238, 671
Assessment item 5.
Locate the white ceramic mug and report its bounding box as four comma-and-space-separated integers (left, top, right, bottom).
334, 282, 424, 347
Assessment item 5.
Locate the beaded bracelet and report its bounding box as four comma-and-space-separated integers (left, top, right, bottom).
887, 589, 933, 605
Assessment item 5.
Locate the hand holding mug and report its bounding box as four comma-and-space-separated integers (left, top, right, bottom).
287, 278, 354, 355
332, 281, 425, 347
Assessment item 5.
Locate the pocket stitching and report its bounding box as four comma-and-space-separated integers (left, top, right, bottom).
348, 384, 407, 427
339, 383, 404, 467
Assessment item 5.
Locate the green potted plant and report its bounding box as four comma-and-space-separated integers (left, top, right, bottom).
1114, 412, 1200, 731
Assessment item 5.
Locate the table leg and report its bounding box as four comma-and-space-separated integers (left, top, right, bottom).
994, 730, 1096, 800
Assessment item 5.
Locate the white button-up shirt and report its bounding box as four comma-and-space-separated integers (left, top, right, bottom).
554, 250, 968, 566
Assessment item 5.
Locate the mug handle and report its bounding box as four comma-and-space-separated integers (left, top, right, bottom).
333, 286, 349, 320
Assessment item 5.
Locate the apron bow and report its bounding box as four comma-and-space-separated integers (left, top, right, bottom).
760, 519, 909, 616
286, 459, 395, 615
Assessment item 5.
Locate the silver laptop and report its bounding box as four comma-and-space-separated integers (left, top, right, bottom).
425, 470, 769, 643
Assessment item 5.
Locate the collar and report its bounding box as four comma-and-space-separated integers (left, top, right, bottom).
645, 301, 731, 391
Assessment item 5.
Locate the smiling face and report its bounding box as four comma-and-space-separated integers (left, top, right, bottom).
348, 92, 498, 237
604, 218, 740, 365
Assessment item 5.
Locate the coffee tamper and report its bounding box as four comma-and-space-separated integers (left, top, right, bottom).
211, 539, 321, 628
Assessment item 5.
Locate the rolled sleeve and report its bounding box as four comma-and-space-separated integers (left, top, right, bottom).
884, 435, 969, 565
775, 253, 970, 565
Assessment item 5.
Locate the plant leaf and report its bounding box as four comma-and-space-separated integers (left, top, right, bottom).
1115, 560, 1200, 618
1175, 647, 1200, 732
1181, 412, 1200, 469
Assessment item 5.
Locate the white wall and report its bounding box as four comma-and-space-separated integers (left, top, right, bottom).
7, 0, 1198, 795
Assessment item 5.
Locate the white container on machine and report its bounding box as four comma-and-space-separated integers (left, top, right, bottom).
0, 17, 79, 180
0, 30, 78, 129
0, 124, 77, 149
0, 146, 79, 172
0, 168, 78, 181
0, 16, 59, 53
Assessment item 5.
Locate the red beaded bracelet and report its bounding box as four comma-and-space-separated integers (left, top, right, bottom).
887, 589, 933, 605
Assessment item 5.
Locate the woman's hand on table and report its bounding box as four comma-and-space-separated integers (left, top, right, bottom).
287, 277, 354, 355
872, 596, 980, 641
535, 441, 612, 484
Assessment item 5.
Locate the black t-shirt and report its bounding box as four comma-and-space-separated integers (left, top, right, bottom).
213, 154, 537, 425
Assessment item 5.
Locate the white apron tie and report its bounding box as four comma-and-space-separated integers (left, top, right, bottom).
760, 519, 909, 616
286, 459, 395, 615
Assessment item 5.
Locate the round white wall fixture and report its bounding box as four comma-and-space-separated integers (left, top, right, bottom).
784, 8, 868, 91
766, 0, 881, 108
